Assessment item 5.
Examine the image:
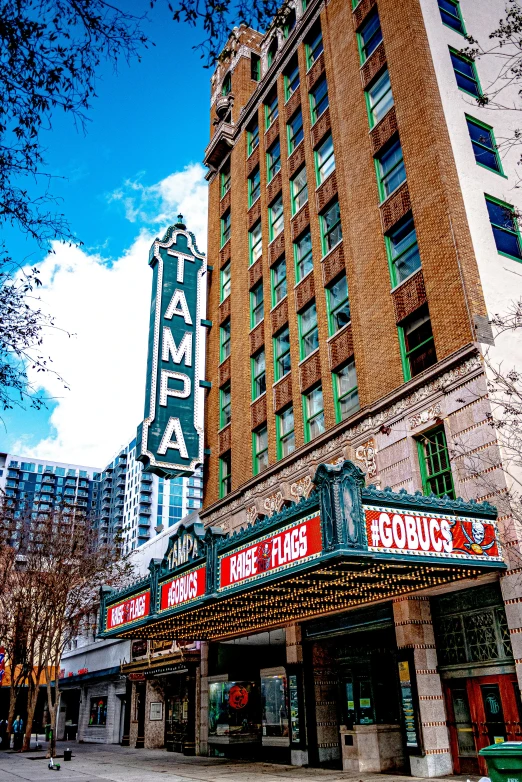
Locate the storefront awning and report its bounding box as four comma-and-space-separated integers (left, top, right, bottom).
99, 461, 504, 642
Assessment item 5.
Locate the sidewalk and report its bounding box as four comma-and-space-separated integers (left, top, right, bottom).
0, 740, 484, 782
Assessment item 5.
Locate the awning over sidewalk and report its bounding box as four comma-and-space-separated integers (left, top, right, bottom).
99, 461, 504, 642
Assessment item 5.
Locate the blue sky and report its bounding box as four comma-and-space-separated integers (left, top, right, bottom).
2, 4, 213, 466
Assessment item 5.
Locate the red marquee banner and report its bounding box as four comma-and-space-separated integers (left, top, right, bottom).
106, 590, 151, 631
219, 514, 323, 591
365, 506, 501, 561
159, 565, 206, 612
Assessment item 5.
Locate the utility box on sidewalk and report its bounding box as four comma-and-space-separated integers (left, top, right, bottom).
479, 741, 522, 782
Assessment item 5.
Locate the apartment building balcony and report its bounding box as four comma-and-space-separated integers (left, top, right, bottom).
139, 496, 152, 505
203, 119, 235, 172
140, 483, 152, 494
139, 507, 151, 516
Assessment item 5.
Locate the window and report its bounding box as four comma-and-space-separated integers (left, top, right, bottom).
333, 359, 359, 422
299, 301, 319, 358
400, 305, 436, 380
466, 117, 503, 175
450, 49, 482, 98
271, 257, 287, 306
221, 210, 231, 246
438, 0, 465, 34
247, 120, 260, 155
220, 320, 231, 361
274, 326, 291, 380
366, 68, 394, 127
221, 164, 231, 197
265, 90, 279, 128
248, 167, 261, 205
267, 140, 281, 182
250, 281, 264, 328
326, 274, 350, 334
310, 75, 329, 124
277, 406, 295, 458
251, 350, 266, 399
267, 38, 278, 69
358, 8, 382, 63
251, 53, 261, 81
417, 426, 455, 498
386, 213, 421, 285
285, 57, 300, 100
486, 196, 522, 261
253, 426, 269, 474
222, 73, 231, 96
315, 134, 335, 185
284, 8, 296, 38
294, 230, 313, 281
291, 167, 308, 214
303, 386, 325, 441
269, 195, 284, 240
249, 221, 263, 265
219, 451, 232, 498
320, 199, 342, 254
220, 383, 231, 428
288, 110, 304, 154
220, 262, 231, 301
376, 138, 406, 200
89, 697, 107, 727
306, 25, 324, 69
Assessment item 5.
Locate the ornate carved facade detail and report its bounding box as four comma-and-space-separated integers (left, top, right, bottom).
290, 475, 313, 501
263, 490, 284, 516
354, 439, 377, 478
311, 107, 331, 148
245, 505, 259, 524
360, 41, 386, 89
409, 403, 442, 430
322, 241, 345, 286
316, 170, 338, 214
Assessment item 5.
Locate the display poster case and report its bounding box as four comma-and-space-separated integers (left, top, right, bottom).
260, 667, 289, 747
208, 678, 261, 744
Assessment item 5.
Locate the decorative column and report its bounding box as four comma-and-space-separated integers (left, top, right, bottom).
286, 623, 308, 767
199, 642, 209, 756
393, 596, 452, 778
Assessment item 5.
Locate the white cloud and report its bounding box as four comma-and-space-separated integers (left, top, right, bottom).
11, 165, 208, 467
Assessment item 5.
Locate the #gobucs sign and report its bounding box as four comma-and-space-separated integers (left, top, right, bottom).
365, 507, 501, 562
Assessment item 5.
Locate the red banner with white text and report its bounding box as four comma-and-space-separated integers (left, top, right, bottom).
159, 565, 206, 612
106, 590, 151, 631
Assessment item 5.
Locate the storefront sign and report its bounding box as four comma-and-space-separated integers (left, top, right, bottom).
106, 590, 151, 631
219, 514, 322, 591
159, 565, 206, 612
365, 507, 501, 562
137, 220, 205, 477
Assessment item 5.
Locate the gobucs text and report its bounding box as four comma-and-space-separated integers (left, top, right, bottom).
109, 594, 148, 628
229, 525, 308, 584
165, 571, 201, 608
370, 512, 453, 553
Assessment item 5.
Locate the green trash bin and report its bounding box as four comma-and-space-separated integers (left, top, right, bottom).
479, 741, 522, 782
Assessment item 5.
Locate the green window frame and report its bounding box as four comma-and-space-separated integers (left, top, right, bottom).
221, 73, 231, 96
276, 406, 295, 458
291, 166, 308, 215
219, 451, 232, 498
247, 120, 260, 156
265, 91, 279, 128
315, 134, 335, 186
274, 326, 291, 381
298, 301, 319, 359
283, 8, 296, 38
385, 213, 421, 287
466, 116, 504, 176
438, 0, 466, 35
417, 425, 455, 499
375, 137, 406, 201
485, 195, 522, 262
219, 383, 231, 428
221, 165, 231, 197
220, 320, 231, 362
320, 199, 342, 255
251, 53, 261, 81
333, 358, 359, 423
294, 230, 313, 281
285, 58, 300, 101
250, 281, 264, 328
326, 274, 350, 335
271, 256, 287, 306
310, 75, 329, 125
287, 109, 304, 155
248, 167, 261, 206
357, 8, 382, 64
267, 38, 278, 69
220, 262, 231, 302
449, 48, 482, 99
303, 385, 325, 442
269, 195, 284, 241
252, 425, 269, 474
365, 68, 394, 128
306, 25, 324, 69
399, 305, 437, 381
249, 221, 263, 265
267, 139, 281, 182
251, 350, 266, 400
220, 210, 231, 247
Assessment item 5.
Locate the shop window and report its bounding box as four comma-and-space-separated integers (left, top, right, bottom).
269, 195, 284, 240
326, 273, 350, 334
298, 300, 319, 358
265, 89, 279, 128
294, 230, 313, 281
221, 163, 231, 197
220, 262, 231, 302
89, 696, 107, 726
261, 674, 289, 737
250, 281, 264, 328
220, 383, 231, 428
366, 68, 394, 128
208, 681, 260, 739
284, 56, 300, 100
333, 358, 359, 422
315, 133, 335, 186
248, 167, 261, 206
287, 109, 304, 154
357, 8, 383, 64
438, 0, 466, 34
267, 139, 281, 182
251, 53, 261, 81
309, 75, 328, 124
320, 199, 342, 255
247, 119, 260, 155
221, 210, 231, 247
251, 350, 266, 399
274, 326, 291, 380
253, 425, 269, 474
375, 137, 406, 201
385, 213, 421, 286
220, 320, 231, 361
219, 452, 232, 498
276, 405, 295, 458
399, 305, 436, 380
291, 166, 308, 214
486, 196, 522, 261
417, 425, 455, 499
271, 256, 287, 306
450, 48, 482, 98
466, 116, 503, 174
249, 221, 263, 265
305, 23, 323, 69
303, 385, 325, 441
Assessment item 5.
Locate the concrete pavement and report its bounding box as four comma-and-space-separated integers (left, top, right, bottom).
0, 741, 483, 782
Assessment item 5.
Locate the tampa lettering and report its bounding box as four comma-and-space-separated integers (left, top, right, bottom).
228, 525, 308, 584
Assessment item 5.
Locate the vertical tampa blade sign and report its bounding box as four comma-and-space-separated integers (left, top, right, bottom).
136, 219, 205, 477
